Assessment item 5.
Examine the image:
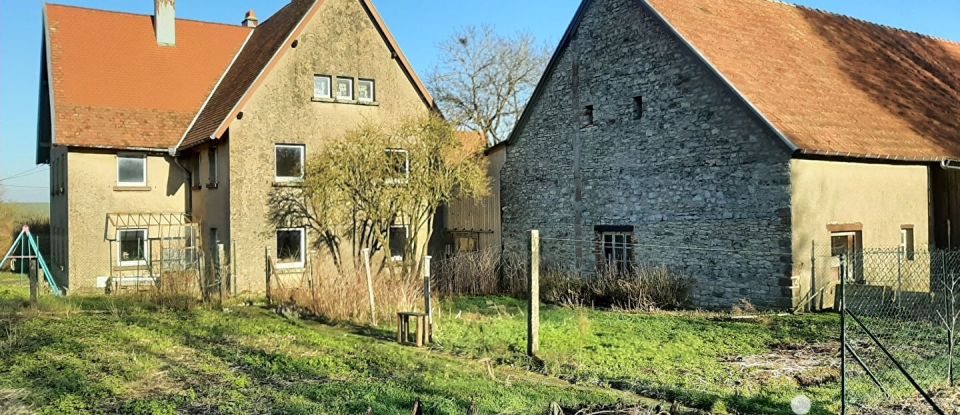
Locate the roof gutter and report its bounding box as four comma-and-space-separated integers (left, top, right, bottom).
638, 0, 799, 154
941, 159, 960, 170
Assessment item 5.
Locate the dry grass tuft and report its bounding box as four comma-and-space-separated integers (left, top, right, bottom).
271, 257, 424, 325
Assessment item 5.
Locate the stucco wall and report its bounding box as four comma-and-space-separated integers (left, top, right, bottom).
500, 0, 795, 309
63, 149, 186, 291
188, 141, 231, 282
226, 0, 430, 292
791, 159, 931, 307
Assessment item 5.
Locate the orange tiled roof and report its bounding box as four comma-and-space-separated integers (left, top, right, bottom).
46, 4, 251, 149
646, 0, 960, 161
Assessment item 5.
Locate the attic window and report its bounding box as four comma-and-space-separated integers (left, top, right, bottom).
358, 79, 375, 103
336, 77, 354, 100
117, 155, 146, 187
581, 105, 595, 127
633, 96, 643, 120
314, 75, 332, 99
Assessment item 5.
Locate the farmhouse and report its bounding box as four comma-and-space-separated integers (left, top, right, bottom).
36, 0, 436, 292
496, 0, 960, 309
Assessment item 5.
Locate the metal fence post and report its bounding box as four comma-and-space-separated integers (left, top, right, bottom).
265, 247, 273, 307
528, 230, 540, 357
897, 248, 903, 307
840, 253, 847, 415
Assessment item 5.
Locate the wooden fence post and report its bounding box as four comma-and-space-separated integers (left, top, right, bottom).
29, 259, 38, 309
265, 247, 273, 307
528, 230, 540, 357
362, 248, 377, 326
423, 255, 432, 342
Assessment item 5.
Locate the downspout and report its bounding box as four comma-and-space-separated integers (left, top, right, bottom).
168, 147, 193, 219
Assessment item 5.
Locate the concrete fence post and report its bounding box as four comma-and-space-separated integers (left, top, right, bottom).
362, 248, 376, 326
423, 255, 433, 342
528, 230, 540, 357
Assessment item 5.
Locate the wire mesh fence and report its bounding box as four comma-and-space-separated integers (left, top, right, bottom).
841, 248, 960, 414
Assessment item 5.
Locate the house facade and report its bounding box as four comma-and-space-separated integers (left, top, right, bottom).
38, 0, 435, 292
497, 0, 960, 309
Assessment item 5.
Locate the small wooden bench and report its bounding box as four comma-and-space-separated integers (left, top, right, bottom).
397, 312, 428, 347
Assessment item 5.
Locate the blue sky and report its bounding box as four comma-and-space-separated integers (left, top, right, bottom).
1, 0, 958, 203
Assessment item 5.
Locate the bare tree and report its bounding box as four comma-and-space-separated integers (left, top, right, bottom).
430, 26, 550, 146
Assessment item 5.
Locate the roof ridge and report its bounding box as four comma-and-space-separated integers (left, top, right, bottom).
752, 0, 960, 46
45, 2, 251, 30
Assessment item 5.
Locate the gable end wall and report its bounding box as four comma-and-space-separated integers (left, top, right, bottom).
500, 0, 795, 309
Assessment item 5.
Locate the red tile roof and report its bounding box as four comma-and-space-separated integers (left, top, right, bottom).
45, 4, 250, 149
646, 0, 960, 161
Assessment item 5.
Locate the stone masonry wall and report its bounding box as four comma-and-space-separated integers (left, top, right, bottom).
500, 0, 795, 309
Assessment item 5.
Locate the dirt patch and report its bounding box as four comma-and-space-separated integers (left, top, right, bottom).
727, 342, 840, 387
0, 389, 33, 415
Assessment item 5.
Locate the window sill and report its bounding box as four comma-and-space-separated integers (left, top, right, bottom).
273, 181, 304, 188
206, 182, 219, 190
114, 186, 151, 192
115, 263, 149, 270
191, 185, 203, 191
311, 97, 379, 106
275, 264, 306, 272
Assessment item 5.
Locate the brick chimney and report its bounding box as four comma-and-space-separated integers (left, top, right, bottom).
242, 9, 259, 28
154, 0, 176, 46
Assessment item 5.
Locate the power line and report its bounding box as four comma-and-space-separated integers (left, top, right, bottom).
0, 166, 48, 182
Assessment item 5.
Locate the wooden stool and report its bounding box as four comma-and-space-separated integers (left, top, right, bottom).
397, 312, 428, 347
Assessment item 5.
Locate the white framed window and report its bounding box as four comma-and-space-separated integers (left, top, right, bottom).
336, 77, 354, 100
314, 75, 332, 99
275, 144, 305, 182
358, 79, 375, 103
595, 225, 634, 272
118, 228, 148, 267
389, 225, 408, 261
901, 227, 916, 261
117, 155, 146, 187
276, 228, 305, 269
386, 148, 409, 183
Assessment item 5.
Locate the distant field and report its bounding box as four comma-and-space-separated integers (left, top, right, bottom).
6, 203, 49, 222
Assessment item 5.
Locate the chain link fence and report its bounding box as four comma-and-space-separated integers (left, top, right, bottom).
842, 248, 960, 414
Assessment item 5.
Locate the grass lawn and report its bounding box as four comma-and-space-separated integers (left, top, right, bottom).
432, 297, 841, 415
0, 273, 651, 415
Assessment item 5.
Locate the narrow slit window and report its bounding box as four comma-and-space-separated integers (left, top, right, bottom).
582, 105, 594, 127
633, 96, 643, 120
901, 227, 915, 261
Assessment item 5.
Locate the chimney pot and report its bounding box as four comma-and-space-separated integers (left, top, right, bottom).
242, 9, 259, 28
154, 0, 176, 46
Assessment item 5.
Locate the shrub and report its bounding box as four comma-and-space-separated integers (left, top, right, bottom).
541, 265, 694, 311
